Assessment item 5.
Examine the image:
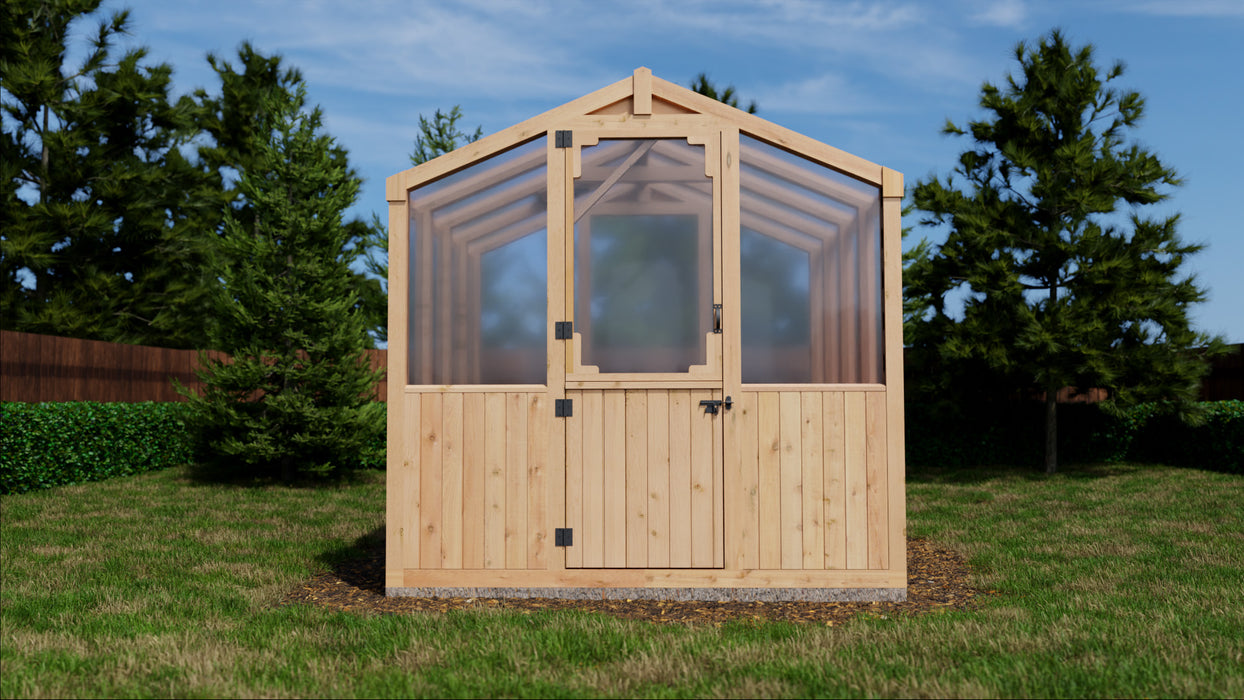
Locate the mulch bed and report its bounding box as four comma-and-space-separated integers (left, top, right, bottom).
278, 538, 985, 626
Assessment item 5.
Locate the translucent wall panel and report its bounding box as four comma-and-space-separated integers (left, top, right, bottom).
408, 139, 547, 385
574, 139, 713, 373
739, 135, 882, 384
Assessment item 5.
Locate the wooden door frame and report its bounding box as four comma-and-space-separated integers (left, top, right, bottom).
554, 123, 739, 570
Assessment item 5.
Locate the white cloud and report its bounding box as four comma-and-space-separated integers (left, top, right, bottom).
754, 72, 887, 115
967, 0, 1028, 28
1122, 0, 1244, 18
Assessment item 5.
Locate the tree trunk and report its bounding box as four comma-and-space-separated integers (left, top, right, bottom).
1044, 388, 1058, 475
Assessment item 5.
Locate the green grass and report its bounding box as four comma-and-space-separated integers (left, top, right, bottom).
2, 463, 1241, 698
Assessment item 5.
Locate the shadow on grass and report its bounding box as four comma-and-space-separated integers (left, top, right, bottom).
181, 461, 385, 490
907, 461, 1144, 486
313, 525, 386, 594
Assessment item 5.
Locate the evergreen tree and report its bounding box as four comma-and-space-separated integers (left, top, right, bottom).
408, 105, 482, 168
194, 44, 386, 346
689, 72, 758, 113
908, 30, 1221, 474
184, 84, 383, 481
1, 0, 217, 347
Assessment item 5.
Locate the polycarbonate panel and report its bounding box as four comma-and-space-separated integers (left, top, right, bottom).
739, 135, 883, 384
407, 138, 547, 385
574, 139, 713, 373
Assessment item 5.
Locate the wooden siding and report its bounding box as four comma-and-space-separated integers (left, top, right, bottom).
730, 390, 888, 570
388, 390, 550, 572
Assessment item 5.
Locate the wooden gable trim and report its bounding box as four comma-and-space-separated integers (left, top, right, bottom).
387, 74, 636, 201
647, 74, 885, 186
389, 67, 887, 202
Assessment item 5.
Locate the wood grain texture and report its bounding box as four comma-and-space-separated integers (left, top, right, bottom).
647, 391, 671, 568
778, 391, 803, 569
461, 393, 486, 569
582, 390, 605, 568
565, 390, 584, 569
844, 392, 868, 569
736, 392, 760, 569
505, 393, 529, 568
668, 390, 693, 568
757, 392, 782, 570
690, 389, 715, 568
419, 394, 442, 569
800, 392, 825, 569
823, 392, 847, 569
527, 394, 549, 570
603, 391, 627, 568
866, 391, 888, 570
626, 391, 649, 567
441, 393, 464, 569
483, 392, 507, 569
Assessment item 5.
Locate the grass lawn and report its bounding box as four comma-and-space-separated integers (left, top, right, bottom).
1, 462, 1240, 698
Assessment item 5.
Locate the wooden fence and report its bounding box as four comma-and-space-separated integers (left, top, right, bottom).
1, 330, 1239, 403
0, 331, 387, 403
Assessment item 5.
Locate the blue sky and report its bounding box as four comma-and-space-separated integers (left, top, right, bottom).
105, 0, 1242, 341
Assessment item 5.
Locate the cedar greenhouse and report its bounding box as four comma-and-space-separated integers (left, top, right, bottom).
385, 69, 906, 601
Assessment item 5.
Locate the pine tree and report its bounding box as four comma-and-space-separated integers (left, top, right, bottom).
408, 105, 482, 168
689, 72, 758, 113
184, 84, 383, 481
908, 30, 1221, 474
1, 0, 217, 347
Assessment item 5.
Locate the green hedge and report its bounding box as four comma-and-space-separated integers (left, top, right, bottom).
5, 398, 1238, 494
0, 401, 388, 494
0, 402, 195, 494
907, 399, 1243, 473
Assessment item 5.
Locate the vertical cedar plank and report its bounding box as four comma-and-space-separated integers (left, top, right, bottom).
800, 392, 825, 569
565, 391, 584, 568
720, 128, 746, 571
690, 389, 714, 568
757, 392, 782, 569
547, 136, 567, 571
866, 392, 889, 569
823, 392, 847, 569
713, 390, 724, 568
461, 393, 486, 569
668, 390, 692, 568
882, 188, 908, 580
737, 392, 760, 569
844, 392, 868, 569
483, 392, 506, 568
441, 393, 464, 569
602, 391, 627, 567
778, 391, 803, 569
582, 390, 605, 568
646, 390, 671, 568
387, 393, 419, 581
527, 394, 549, 570
506, 393, 529, 568
625, 391, 649, 567
419, 394, 442, 569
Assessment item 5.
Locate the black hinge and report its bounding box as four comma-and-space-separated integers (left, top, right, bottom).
555, 528, 573, 547
554, 321, 573, 340
555, 130, 572, 148
555, 399, 573, 417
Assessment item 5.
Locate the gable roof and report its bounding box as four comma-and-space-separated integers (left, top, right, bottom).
387, 67, 895, 203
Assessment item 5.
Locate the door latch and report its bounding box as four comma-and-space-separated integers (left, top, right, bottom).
698, 396, 733, 415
